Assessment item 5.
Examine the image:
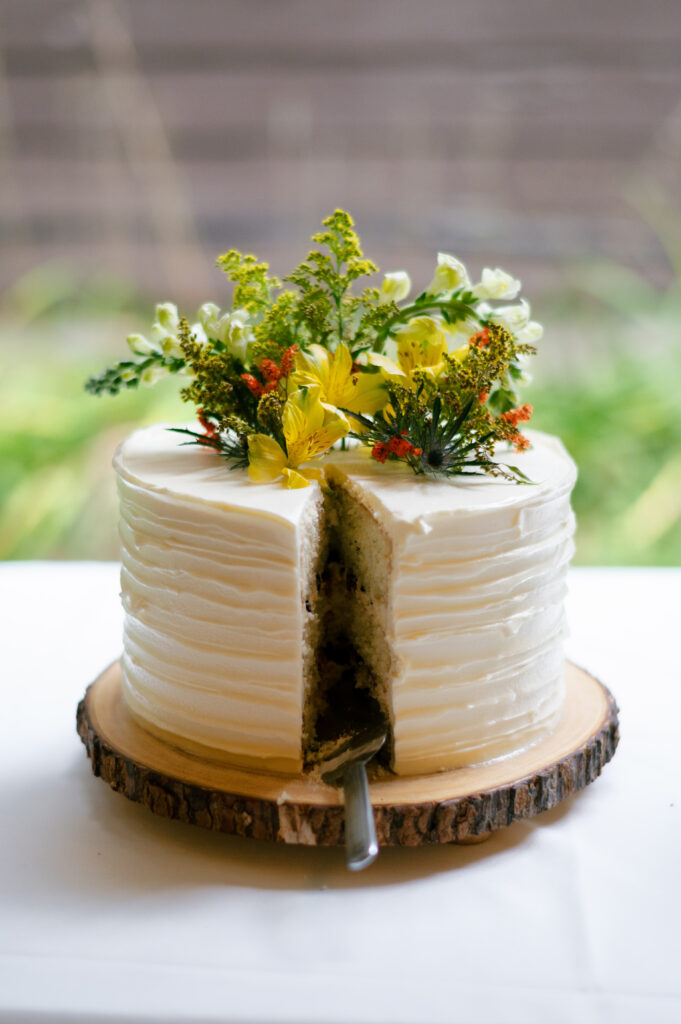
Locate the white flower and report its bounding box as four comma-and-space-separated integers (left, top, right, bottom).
126, 332, 158, 356
199, 303, 255, 362
427, 253, 470, 296
488, 299, 530, 332
225, 308, 255, 363
379, 270, 411, 305
516, 321, 544, 343
477, 298, 543, 343
154, 302, 179, 333
149, 302, 185, 358
472, 268, 521, 302
139, 365, 167, 387
198, 302, 222, 338
190, 320, 207, 346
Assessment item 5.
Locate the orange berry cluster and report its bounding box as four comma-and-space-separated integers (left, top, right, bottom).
500, 403, 533, 427
371, 431, 422, 464
240, 345, 298, 398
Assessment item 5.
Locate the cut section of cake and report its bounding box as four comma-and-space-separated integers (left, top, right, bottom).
115, 423, 576, 776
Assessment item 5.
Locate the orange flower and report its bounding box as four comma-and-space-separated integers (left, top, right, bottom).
259, 358, 281, 383
280, 345, 299, 378
371, 442, 390, 463
478, 391, 489, 403
513, 433, 531, 452
469, 327, 491, 348
241, 373, 264, 397
501, 403, 533, 427
388, 435, 415, 457
197, 408, 219, 438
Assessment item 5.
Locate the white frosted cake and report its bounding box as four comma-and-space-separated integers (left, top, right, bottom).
84, 211, 578, 780
115, 423, 576, 776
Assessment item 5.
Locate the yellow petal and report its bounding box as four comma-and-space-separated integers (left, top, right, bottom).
326, 343, 353, 402
283, 387, 325, 445
293, 345, 331, 392
450, 344, 469, 364
341, 371, 387, 415
247, 434, 288, 482
281, 467, 311, 489
366, 351, 405, 378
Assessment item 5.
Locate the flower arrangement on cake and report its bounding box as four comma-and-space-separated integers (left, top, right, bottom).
86, 210, 541, 488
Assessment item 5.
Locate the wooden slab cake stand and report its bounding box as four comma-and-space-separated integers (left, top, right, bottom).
77, 661, 618, 847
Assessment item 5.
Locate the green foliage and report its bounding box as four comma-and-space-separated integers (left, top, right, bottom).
179, 335, 250, 432
216, 250, 279, 314
284, 209, 386, 350
84, 352, 184, 396
374, 292, 481, 350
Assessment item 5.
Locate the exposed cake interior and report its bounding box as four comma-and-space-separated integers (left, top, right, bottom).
301, 472, 394, 765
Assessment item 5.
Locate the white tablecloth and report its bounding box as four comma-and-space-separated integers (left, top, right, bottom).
0, 562, 679, 1024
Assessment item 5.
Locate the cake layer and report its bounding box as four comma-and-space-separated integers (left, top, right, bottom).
115, 426, 324, 773
115, 424, 576, 776
324, 435, 576, 773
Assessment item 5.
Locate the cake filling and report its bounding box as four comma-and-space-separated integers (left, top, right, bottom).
302, 476, 394, 767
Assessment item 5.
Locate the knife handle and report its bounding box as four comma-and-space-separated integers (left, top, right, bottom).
343, 760, 379, 871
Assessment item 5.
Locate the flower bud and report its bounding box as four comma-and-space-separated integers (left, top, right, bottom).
139, 365, 167, 387
154, 302, 179, 332
379, 271, 411, 305
427, 253, 470, 296
472, 268, 521, 301
126, 333, 157, 356
490, 300, 531, 333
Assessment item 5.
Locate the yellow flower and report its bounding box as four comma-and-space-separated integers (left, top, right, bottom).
368, 316, 448, 384
247, 387, 349, 488
293, 343, 386, 415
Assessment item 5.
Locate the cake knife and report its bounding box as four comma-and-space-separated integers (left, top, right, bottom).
319, 725, 386, 871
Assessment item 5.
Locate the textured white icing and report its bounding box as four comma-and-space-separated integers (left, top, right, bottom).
114, 424, 576, 776
324, 435, 576, 773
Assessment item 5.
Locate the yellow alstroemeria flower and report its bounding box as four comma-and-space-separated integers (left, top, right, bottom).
368, 316, 448, 384
293, 342, 386, 415
247, 386, 349, 489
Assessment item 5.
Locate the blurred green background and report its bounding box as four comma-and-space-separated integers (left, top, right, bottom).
2, 0, 680, 565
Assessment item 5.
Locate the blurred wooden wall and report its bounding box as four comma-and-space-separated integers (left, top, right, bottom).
2, 0, 681, 302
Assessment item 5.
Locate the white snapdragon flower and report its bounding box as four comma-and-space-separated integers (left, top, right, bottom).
379, 270, 411, 305
126, 332, 159, 356
516, 321, 543, 343
198, 302, 224, 340
472, 268, 521, 302
190, 320, 208, 346
139, 365, 167, 387
147, 302, 185, 358
427, 253, 470, 296
485, 300, 544, 342
226, 308, 255, 363
199, 303, 255, 363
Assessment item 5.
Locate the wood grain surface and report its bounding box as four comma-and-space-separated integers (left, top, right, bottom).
77, 660, 619, 846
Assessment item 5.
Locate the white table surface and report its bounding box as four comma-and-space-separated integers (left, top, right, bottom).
1, 562, 679, 1024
